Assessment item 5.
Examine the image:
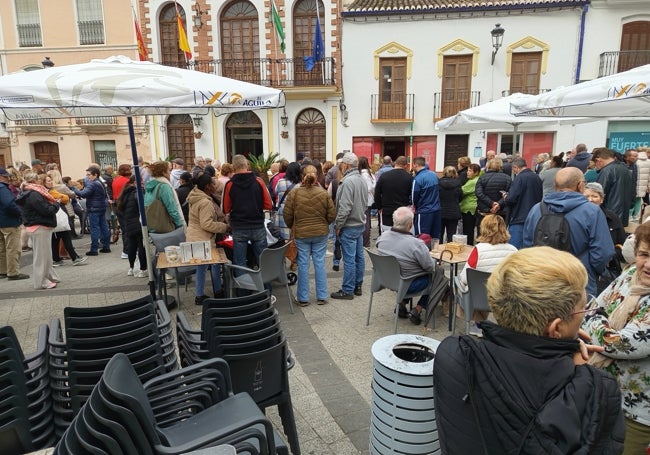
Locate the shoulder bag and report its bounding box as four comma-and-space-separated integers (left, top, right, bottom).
145, 184, 175, 233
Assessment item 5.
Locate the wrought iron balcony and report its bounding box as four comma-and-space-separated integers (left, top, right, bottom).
370, 93, 414, 122
599, 50, 650, 77
159, 57, 336, 88
75, 116, 118, 126
13, 118, 56, 132
433, 91, 481, 119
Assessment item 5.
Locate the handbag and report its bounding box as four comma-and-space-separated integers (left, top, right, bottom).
145, 184, 175, 233
53, 207, 71, 233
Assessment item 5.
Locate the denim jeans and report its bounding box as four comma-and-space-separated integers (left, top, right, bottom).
195, 264, 222, 296
295, 235, 328, 302
407, 275, 431, 308
339, 225, 365, 294
88, 211, 110, 252
232, 227, 267, 270
508, 223, 524, 249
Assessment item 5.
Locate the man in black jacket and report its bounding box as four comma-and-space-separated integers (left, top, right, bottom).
374, 156, 412, 234
433, 247, 625, 455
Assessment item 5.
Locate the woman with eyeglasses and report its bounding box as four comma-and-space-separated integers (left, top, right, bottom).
582, 223, 650, 454
434, 246, 625, 454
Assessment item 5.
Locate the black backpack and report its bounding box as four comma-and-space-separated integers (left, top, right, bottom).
533, 202, 572, 252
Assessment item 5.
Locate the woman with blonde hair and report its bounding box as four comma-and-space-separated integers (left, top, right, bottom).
439, 165, 462, 243
143, 161, 185, 233
16, 172, 60, 289
283, 165, 336, 306
456, 214, 517, 335
435, 247, 625, 454
48, 169, 80, 238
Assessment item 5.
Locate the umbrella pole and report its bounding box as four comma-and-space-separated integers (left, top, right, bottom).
127, 116, 156, 300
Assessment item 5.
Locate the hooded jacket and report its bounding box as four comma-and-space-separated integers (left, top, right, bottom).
283, 184, 335, 239
438, 176, 462, 220
334, 169, 367, 231
566, 152, 592, 173
222, 171, 272, 231
523, 191, 615, 296
434, 322, 625, 455
186, 187, 227, 242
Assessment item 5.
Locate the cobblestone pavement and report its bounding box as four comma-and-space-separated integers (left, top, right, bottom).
3, 225, 453, 454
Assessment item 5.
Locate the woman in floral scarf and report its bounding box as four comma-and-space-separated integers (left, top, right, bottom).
582, 222, 650, 454
15, 171, 60, 289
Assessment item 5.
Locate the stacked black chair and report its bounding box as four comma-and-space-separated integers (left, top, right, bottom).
54, 352, 285, 455
176, 290, 300, 455
48, 295, 178, 439
0, 324, 55, 454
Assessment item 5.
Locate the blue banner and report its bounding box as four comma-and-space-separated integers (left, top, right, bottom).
609, 131, 650, 152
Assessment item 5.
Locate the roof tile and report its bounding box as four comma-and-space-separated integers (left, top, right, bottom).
344, 0, 588, 14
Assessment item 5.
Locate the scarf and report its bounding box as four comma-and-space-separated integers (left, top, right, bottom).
153, 176, 187, 230
589, 271, 650, 368
24, 183, 56, 203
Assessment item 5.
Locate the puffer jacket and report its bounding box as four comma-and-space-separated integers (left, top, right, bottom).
116, 185, 142, 236
438, 176, 462, 220
475, 170, 511, 214
434, 322, 625, 455
636, 151, 650, 197
186, 187, 227, 242
283, 184, 335, 239
16, 190, 57, 228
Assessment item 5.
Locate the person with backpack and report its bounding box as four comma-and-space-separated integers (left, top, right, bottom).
523, 167, 615, 296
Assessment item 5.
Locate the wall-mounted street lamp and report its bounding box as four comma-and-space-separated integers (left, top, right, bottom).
42, 57, 54, 68
280, 108, 288, 127
193, 1, 206, 29
192, 115, 203, 129
490, 24, 505, 65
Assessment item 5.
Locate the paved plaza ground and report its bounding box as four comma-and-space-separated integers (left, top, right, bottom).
2, 226, 453, 455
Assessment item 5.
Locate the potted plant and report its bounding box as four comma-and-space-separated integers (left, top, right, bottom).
248, 152, 279, 183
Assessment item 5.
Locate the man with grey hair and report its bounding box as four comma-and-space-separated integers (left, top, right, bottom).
534, 153, 550, 174
331, 152, 367, 300
497, 157, 542, 248
376, 206, 435, 325
191, 156, 206, 179
375, 155, 393, 181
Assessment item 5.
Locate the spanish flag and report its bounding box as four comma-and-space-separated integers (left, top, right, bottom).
134, 18, 148, 61
175, 2, 192, 61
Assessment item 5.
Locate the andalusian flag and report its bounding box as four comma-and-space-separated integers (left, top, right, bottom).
175, 2, 192, 60
134, 18, 148, 61
271, 0, 285, 53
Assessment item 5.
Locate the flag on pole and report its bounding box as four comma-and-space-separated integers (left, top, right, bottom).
175, 2, 192, 60
271, 0, 285, 53
304, 14, 324, 72
134, 18, 148, 61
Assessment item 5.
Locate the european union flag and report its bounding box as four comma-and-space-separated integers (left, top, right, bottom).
304, 15, 324, 72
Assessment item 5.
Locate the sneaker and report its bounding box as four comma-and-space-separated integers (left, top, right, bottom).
86, 251, 98, 256
52, 261, 64, 267
408, 308, 422, 326
42, 281, 57, 290
8, 273, 29, 281
330, 289, 353, 300
72, 257, 87, 266
127, 268, 134, 276
135, 270, 148, 278
469, 321, 483, 337
316, 299, 328, 305
120, 252, 129, 259
332, 264, 339, 272
99, 248, 111, 253
296, 300, 310, 307
354, 285, 363, 296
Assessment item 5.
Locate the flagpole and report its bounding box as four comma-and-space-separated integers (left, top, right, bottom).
316, 2, 325, 85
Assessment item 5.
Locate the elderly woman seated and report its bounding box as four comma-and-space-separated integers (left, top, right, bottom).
434, 247, 625, 454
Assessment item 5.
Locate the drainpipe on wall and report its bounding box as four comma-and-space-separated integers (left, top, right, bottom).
575, 4, 589, 84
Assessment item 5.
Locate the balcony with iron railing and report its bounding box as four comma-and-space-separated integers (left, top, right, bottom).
75, 116, 118, 126
433, 91, 481, 119
599, 50, 650, 77
370, 93, 414, 122
160, 57, 336, 87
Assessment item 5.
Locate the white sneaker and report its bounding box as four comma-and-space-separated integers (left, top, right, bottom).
127, 268, 134, 276
136, 270, 148, 278
469, 321, 483, 337
120, 252, 129, 259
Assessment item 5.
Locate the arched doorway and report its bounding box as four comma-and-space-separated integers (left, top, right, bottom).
220, 0, 260, 83
167, 114, 195, 165
33, 141, 61, 170
159, 3, 190, 67
225, 111, 262, 162
295, 108, 326, 162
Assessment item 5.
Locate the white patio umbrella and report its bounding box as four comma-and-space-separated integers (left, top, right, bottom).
509, 64, 650, 117
0, 55, 285, 298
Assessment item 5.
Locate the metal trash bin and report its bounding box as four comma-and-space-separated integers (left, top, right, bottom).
370, 334, 439, 455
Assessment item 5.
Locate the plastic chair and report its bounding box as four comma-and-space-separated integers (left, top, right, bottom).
365, 249, 435, 333
224, 242, 295, 314
452, 268, 491, 335
150, 228, 197, 307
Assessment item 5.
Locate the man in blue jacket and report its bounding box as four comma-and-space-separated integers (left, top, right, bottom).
497, 157, 542, 248
73, 167, 110, 256
0, 168, 29, 280
523, 167, 614, 296
411, 156, 441, 240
